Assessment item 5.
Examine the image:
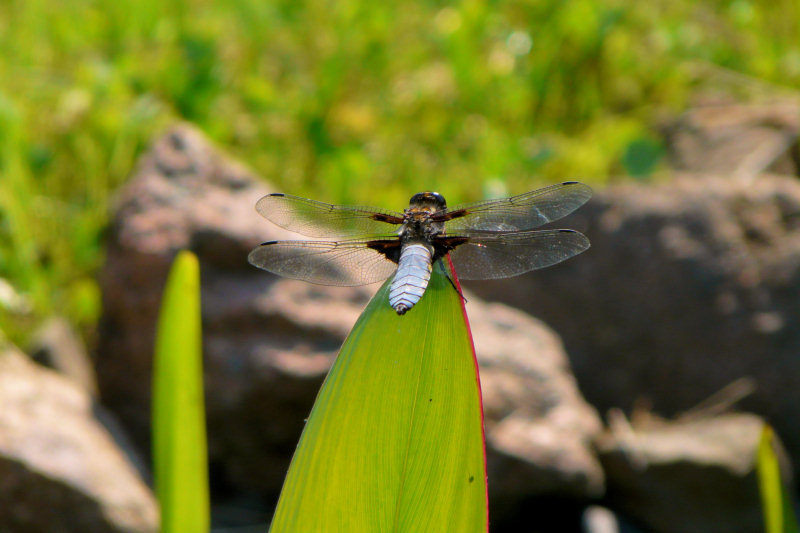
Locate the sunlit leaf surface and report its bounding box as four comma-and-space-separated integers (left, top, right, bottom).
152, 250, 210, 533
270, 260, 487, 532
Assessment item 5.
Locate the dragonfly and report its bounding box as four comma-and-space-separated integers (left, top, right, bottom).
248, 182, 591, 315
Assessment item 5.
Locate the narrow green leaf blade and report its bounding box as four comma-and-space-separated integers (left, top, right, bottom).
152, 250, 210, 533
757, 425, 799, 533
270, 260, 488, 532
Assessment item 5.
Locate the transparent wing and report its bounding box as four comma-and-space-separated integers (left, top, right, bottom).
248, 239, 399, 286
443, 182, 592, 232
256, 194, 404, 238
446, 229, 590, 280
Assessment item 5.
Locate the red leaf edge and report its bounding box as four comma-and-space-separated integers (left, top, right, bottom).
446, 254, 489, 531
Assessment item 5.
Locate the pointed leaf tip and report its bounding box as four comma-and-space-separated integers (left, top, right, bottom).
270, 261, 488, 532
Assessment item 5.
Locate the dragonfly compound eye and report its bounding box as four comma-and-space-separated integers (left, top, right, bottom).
409, 191, 447, 210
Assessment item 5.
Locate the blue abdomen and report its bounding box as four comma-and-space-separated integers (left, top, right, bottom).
389, 244, 433, 315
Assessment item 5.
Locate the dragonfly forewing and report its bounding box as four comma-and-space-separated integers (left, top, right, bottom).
256, 194, 404, 238
443, 181, 592, 232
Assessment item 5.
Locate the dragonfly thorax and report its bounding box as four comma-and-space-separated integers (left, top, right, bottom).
400, 191, 447, 243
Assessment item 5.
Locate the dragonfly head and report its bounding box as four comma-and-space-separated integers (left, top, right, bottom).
409, 191, 447, 212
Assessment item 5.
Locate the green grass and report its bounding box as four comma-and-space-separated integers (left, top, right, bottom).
1, 0, 800, 340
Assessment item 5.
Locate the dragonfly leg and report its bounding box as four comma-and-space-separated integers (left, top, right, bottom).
439, 259, 467, 304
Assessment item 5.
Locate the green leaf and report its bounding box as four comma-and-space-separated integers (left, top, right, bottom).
270, 260, 488, 532
757, 425, 799, 533
152, 250, 210, 533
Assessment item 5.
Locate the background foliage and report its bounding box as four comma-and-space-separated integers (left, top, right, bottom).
1, 0, 800, 341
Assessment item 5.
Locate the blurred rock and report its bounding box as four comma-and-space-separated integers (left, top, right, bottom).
597, 411, 783, 533
662, 102, 800, 179
470, 303, 604, 528
581, 505, 650, 533
471, 303, 604, 501
97, 123, 273, 474
467, 172, 800, 475
0, 343, 157, 533
582, 506, 619, 533
96, 124, 604, 525
29, 316, 98, 396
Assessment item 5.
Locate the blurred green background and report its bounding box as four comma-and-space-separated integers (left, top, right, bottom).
1, 0, 799, 343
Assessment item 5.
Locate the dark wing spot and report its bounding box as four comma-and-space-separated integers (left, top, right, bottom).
366, 239, 403, 263
433, 235, 469, 250
268, 193, 286, 197
260, 240, 279, 246
432, 235, 469, 262
433, 209, 470, 222
370, 213, 404, 224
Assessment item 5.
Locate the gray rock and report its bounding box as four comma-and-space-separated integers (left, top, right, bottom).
470, 302, 604, 500
582, 506, 619, 533
466, 172, 800, 476
29, 316, 98, 396
96, 124, 604, 525
0, 343, 157, 533
583, 506, 647, 533
597, 412, 784, 533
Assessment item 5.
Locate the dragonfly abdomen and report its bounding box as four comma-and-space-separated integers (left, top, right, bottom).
389, 243, 433, 315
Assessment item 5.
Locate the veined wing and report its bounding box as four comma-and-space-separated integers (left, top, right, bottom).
444, 229, 590, 280
248, 239, 399, 286
256, 194, 404, 238
441, 182, 592, 232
